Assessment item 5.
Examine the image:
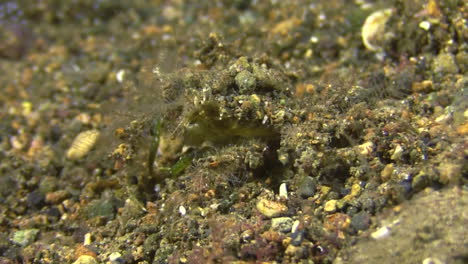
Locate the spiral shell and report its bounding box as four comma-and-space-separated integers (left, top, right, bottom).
66, 129, 100, 160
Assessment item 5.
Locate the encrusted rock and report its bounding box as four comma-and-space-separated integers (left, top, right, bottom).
256, 199, 288, 218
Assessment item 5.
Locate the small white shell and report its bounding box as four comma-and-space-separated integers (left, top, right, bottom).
179, 205, 187, 216
371, 226, 391, 240
83, 233, 92, 245
116, 69, 126, 83
279, 183, 288, 199
66, 129, 100, 160
362, 8, 393, 52
291, 220, 301, 234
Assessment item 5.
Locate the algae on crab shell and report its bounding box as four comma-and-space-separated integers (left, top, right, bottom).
183, 102, 278, 147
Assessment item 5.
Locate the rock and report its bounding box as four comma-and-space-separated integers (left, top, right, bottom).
380, 163, 394, 182
338, 184, 362, 209
0, 23, 32, 59
0, 233, 12, 252
412, 171, 431, 192
73, 255, 98, 264
271, 217, 293, 233
235, 70, 256, 93
109, 252, 125, 264
357, 141, 374, 156
260, 230, 282, 242
422, 257, 443, 264
438, 162, 462, 185
291, 230, 304, 246
284, 244, 305, 258
297, 176, 316, 199
390, 144, 404, 161
26, 191, 45, 209
433, 53, 459, 74
0, 176, 17, 199
324, 200, 337, 213
74, 244, 97, 259
241, 229, 254, 242
84, 198, 117, 221
38, 176, 58, 194
45, 190, 71, 204
256, 199, 288, 218
324, 213, 351, 239
12, 229, 39, 246
119, 198, 146, 222
337, 188, 468, 262
84, 62, 110, 83
455, 51, 468, 73
411, 80, 433, 93
351, 211, 371, 231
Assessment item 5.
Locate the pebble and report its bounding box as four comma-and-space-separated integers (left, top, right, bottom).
120, 198, 146, 221
419, 21, 431, 31
298, 176, 316, 199
256, 199, 288, 218
261, 230, 282, 243
84, 233, 92, 246
284, 244, 305, 258
339, 184, 362, 206
456, 122, 468, 135
278, 153, 288, 165
109, 252, 125, 264
381, 163, 394, 182
12, 229, 39, 246
241, 229, 254, 242
324, 199, 337, 213
74, 244, 97, 259
412, 171, 431, 192
391, 144, 404, 161
0, 23, 32, 59
73, 255, 98, 264
271, 18, 302, 36
45, 190, 71, 204
357, 141, 374, 156
235, 70, 256, 93
411, 80, 433, 93
351, 211, 371, 231
84, 62, 110, 83
422, 257, 443, 264
84, 198, 117, 221
291, 230, 304, 246
0, 233, 11, 252
455, 52, 468, 73
26, 191, 45, 209
324, 214, 351, 240
271, 217, 293, 233
433, 53, 459, 74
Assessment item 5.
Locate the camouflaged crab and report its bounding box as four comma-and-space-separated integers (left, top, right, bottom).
135, 56, 295, 183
